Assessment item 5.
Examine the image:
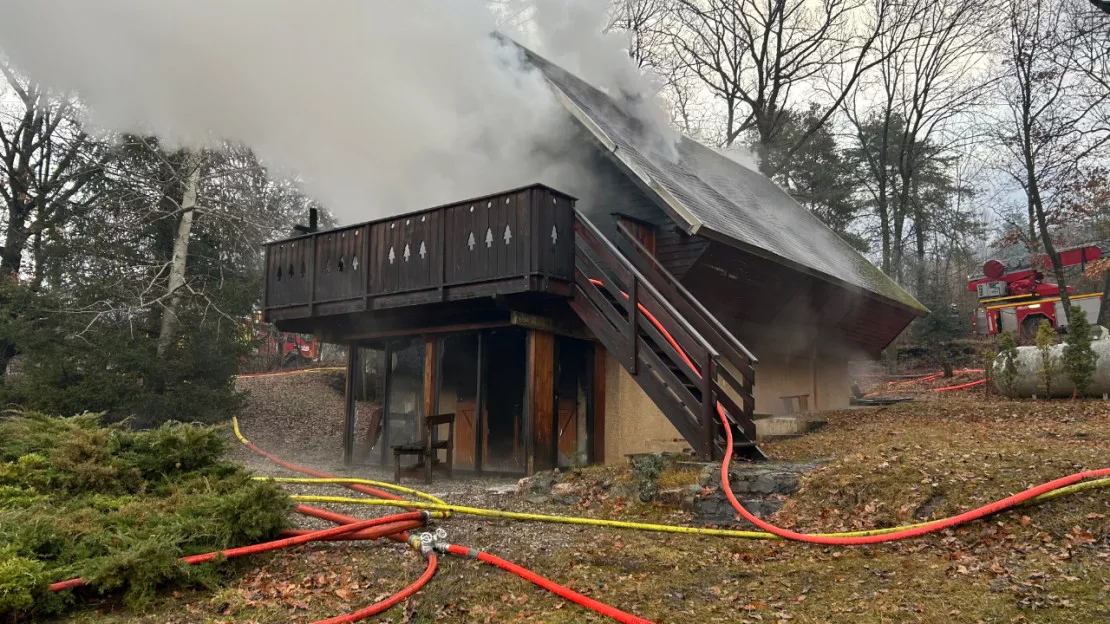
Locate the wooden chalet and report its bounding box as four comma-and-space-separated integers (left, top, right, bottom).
261, 45, 925, 476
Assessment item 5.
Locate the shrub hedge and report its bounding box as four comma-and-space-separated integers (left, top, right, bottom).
0, 412, 291, 620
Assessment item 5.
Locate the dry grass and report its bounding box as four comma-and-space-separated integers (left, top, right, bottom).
48, 393, 1110, 624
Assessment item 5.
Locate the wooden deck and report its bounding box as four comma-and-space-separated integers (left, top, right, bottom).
263, 185, 576, 322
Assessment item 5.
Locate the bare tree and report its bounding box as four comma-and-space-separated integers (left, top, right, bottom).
606, 0, 715, 136
669, 0, 901, 174
843, 0, 993, 287
0, 64, 104, 282
0, 63, 105, 377
993, 0, 1110, 327
1069, 1, 1110, 325
607, 0, 673, 69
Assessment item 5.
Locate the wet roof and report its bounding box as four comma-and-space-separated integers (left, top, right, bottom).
518, 45, 926, 313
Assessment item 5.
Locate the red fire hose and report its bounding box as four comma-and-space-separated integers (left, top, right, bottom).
888, 369, 985, 386
48, 512, 424, 592
298, 504, 656, 624
931, 378, 987, 392
291, 504, 416, 542
589, 277, 1110, 545
890, 372, 942, 385
445, 544, 653, 624
202, 281, 1110, 621
237, 430, 658, 623
279, 520, 423, 541
718, 414, 1110, 544
238, 437, 404, 501
313, 555, 438, 624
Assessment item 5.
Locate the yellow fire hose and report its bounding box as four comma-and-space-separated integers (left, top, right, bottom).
268, 477, 450, 508
233, 418, 1109, 541
268, 477, 1110, 540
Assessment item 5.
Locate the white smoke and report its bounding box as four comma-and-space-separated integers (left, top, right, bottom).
504, 0, 678, 160
714, 145, 760, 172
0, 0, 669, 224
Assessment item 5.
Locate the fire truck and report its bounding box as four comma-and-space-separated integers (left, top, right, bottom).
244, 313, 319, 368
969, 243, 1105, 338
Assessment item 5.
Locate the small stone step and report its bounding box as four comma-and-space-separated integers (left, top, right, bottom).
754, 416, 827, 441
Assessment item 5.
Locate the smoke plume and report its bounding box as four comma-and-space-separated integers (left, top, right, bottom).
0, 0, 667, 223
504, 0, 678, 158
714, 145, 761, 172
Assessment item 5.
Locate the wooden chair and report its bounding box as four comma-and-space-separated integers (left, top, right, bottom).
392, 413, 455, 484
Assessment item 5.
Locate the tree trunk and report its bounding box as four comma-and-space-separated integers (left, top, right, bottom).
1097, 270, 1110, 328
1, 200, 31, 281
0, 199, 32, 382
156, 155, 202, 359
879, 197, 891, 274
1030, 187, 1071, 326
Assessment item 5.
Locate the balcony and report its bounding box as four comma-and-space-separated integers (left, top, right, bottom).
263, 184, 576, 322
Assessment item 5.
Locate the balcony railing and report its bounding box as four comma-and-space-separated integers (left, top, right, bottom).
263, 184, 576, 321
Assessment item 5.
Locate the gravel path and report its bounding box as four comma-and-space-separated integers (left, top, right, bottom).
230, 369, 568, 556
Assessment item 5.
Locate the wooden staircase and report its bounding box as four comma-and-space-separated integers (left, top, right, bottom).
570, 213, 765, 461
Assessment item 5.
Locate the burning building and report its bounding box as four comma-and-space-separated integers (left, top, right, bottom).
262, 45, 926, 476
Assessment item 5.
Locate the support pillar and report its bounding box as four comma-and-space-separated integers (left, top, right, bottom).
423, 336, 437, 441
590, 344, 606, 465
343, 344, 359, 466
528, 329, 556, 474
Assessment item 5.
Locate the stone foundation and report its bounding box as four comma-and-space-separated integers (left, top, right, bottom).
516, 458, 819, 529
688, 461, 817, 527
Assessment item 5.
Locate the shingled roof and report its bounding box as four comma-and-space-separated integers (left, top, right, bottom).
517, 45, 926, 314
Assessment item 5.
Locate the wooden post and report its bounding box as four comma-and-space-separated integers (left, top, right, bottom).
262, 245, 271, 316
627, 276, 638, 374
379, 342, 393, 466
811, 346, 819, 412
343, 345, 359, 466
528, 329, 556, 474
422, 336, 438, 479
591, 344, 606, 465
308, 234, 317, 316
475, 331, 486, 474
701, 355, 716, 461
423, 336, 437, 433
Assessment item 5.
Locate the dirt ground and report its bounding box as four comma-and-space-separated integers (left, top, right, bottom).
50, 373, 1110, 624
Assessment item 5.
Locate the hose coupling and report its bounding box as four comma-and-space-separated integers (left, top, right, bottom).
407, 534, 423, 554
413, 528, 449, 556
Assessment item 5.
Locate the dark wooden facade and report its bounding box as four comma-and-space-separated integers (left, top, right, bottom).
262, 182, 769, 473
579, 148, 918, 358
264, 184, 576, 324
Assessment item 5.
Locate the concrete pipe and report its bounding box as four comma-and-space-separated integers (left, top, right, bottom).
994, 339, 1110, 398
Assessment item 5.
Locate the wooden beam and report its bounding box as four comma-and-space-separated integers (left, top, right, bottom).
510, 311, 592, 341
528, 329, 556, 474
342, 321, 509, 345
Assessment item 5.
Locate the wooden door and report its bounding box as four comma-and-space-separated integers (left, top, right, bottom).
556, 397, 577, 466
617, 215, 657, 255
455, 400, 478, 470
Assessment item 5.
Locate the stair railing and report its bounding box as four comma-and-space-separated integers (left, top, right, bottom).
613, 222, 757, 424
573, 212, 760, 459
